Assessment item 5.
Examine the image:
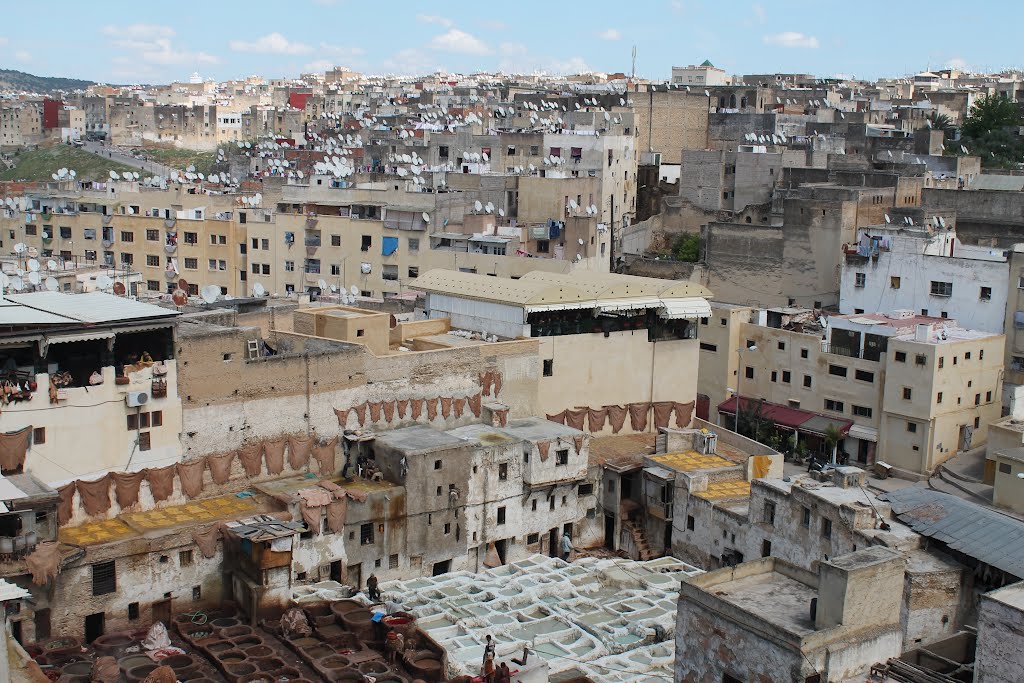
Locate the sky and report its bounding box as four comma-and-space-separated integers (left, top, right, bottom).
0, 0, 1019, 85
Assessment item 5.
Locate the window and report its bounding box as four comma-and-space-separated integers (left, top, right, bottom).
92, 561, 116, 596
24, 225, 36, 236
930, 281, 953, 297
855, 369, 874, 383
361, 235, 371, 251
999, 462, 1012, 474
828, 364, 847, 377
261, 238, 269, 250
801, 506, 811, 528
987, 390, 993, 402
777, 341, 786, 351
965, 352, 971, 360
184, 232, 198, 244
434, 459, 442, 470
720, 318, 728, 326
262, 264, 270, 275
527, 533, 539, 545
145, 229, 158, 241
770, 370, 777, 382
903, 387, 913, 400
497, 507, 506, 524
543, 359, 553, 376
763, 501, 776, 525
745, 367, 754, 379
762, 540, 772, 558
686, 515, 695, 531
800, 348, 809, 359
699, 342, 718, 352
498, 463, 508, 481
128, 602, 139, 620
360, 523, 374, 545
284, 260, 294, 272
821, 518, 832, 539
895, 351, 907, 362
138, 432, 151, 451
444, 523, 451, 535
980, 286, 992, 301
782, 370, 791, 383
937, 392, 943, 404
120, 231, 134, 242
184, 257, 198, 269
915, 354, 927, 366
890, 276, 901, 289
907, 421, 917, 433
33, 427, 45, 445
179, 550, 193, 566
855, 272, 866, 287
147, 280, 159, 291
146, 254, 160, 267
208, 259, 217, 271
824, 399, 844, 413
975, 393, 981, 405
556, 449, 569, 466
408, 266, 419, 279
121, 252, 133, 265
852, 405, 873, 418
803, 375, 812, 388
939, 356, 945, 369
408, 237, 420, 252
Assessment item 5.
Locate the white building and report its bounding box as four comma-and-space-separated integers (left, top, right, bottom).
671, 61, 729, 86
840, 223, 1009, 334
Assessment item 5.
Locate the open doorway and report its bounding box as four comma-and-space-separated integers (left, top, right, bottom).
663, 520, 672, 552
34, 608, 50, 641
84, 612, 105, 643
604, 513, 615, 549
548, 528, 559, 558
330, 560, 342, 583
347, 563, 361, 590
152, 599, 171, 626
494, 539, 508, 565
432, 560, 451, 576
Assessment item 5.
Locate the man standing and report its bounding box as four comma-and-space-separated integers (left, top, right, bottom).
561, 532, 574, 561
367, 573, 381, 602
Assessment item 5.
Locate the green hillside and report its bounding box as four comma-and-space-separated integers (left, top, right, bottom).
0, 69, 94, 93
0, 146, 136, 182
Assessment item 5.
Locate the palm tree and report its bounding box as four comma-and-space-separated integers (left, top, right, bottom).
823, 425, 844, 466
926, 111, 955, 138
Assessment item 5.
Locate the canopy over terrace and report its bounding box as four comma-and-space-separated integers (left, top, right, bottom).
717, 396, 853, 437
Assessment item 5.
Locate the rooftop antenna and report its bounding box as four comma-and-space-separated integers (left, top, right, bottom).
200, 284, 220, 304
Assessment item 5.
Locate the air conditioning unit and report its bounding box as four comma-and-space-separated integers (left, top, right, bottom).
126, 390, 150, 408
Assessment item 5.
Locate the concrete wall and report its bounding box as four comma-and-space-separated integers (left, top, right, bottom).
634, 91, 709, 161
976, 584, 1024, 683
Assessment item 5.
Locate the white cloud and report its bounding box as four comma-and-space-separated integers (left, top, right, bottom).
140, 39, 219, 65
418, 14, 454, 28
763, 31, 819, 48
545, 56, 590, 75
303, 60, 335, 73
381, 48, 437, 75
946, 57, 968, 70
428, 29, 491, 56
597, 29, 621, 41
752, 3, 766, 22
14, 50, 31, 63
101, 23, 176, 40
229, 32, 312, 55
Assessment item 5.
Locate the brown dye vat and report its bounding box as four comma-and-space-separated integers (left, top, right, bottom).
243, 645, 273, 658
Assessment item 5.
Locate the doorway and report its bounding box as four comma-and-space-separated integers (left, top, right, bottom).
152, 599, 171, 626
34, 608, 50, 641
347, 563, 361, 590
494, 539, 508, 565
663, 520, 672, 553
330, 560, 342, 583
857, 440, 869, 465
959, 425, 974, 452
10, 619, 21, 644
432, 560, 451, 576
604, 514, 615, 549
84, 612, 105, 643
548, 528, 559, 558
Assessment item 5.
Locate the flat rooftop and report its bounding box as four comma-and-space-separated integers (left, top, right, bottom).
58, 492, 267, 546
373, 424, 470, 454
499, 417, 584, 442
987, 583, 1024, 611
712, 571, 817, 635
377, 554, 703, 682
649, 451, 735, 472
588, 433, 657, 469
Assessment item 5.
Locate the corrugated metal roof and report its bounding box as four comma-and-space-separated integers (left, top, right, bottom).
2, 291, 178, 325
881, 487, 1024, 579
970, 175, 1024, 192
414, 269, 591, 307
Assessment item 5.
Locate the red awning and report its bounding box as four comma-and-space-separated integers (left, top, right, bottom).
717, 396, 852, 436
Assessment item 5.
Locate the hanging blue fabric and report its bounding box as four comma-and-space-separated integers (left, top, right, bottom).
382, 236, 399, 256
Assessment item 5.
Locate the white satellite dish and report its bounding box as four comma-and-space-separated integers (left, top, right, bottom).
569, 199, 578, 210
578, 238, 585, 246
422, 212, 430, 223
350, 285, 359, 296
45, 277, 58, 291
200, 284, 220, 304
884, 214, 891, 224
498, 208, 505, 217
9, 276, 23, 291
109, 171, 119, 180
252, 283, 266, 297
474, 200, 483, 212
318, 279, 329, 291
14, 243, 26, 254
96, 274, 113, 290
27, 259, 39, 272
47, 260, 58, 271
27, 271, 40, 286
485, 202, 494, 213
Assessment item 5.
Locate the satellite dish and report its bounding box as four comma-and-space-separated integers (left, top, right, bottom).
485, 202, 494, 213
569, 199, 578, 210
178, 278, 189, 291
252, 283, 266, 297
350, 285, 359, 296
27, 271, 40, 286
45, 277, 58, 291
172, 288, 188, 306
318, 278, 328, 291
112, 281, 126, 296
474, 200, 483, 212
27, 259, 39, 272
884, 214, 891, 224
498, 208, 505, 217
578, 238, 585, 245
422, 212, 430, 223
200, 284, 220, 304
14, 243, 25, 254
109, 171, 119, 180
9, 276, 23, 291
96, 274, 113, 290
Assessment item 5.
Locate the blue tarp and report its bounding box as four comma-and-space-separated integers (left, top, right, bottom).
382, 236, 399, 256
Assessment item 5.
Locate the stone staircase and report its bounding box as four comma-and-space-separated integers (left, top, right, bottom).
622, 519, 656, 561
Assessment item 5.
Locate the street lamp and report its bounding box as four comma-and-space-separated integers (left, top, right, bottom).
735, 345, 757, 433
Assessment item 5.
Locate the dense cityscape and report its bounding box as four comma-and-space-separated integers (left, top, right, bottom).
0, 13, 1023, 683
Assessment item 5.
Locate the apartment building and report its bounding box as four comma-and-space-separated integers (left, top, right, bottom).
698, 303, 1004, 475
0, 102, 43, 150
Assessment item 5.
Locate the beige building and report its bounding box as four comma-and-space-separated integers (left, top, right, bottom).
671, 60, 729, 86
413, 269, 711, 432
0, 103, 43, 150
698, 303, 1004, 475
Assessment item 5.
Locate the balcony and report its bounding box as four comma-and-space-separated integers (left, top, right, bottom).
821, 343, 860, 359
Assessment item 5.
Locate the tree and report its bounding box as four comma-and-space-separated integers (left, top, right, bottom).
926, 112, 955, 139
671, 233, 700, 262
736, 399, 773, 443
823, 424, 844, 466
962, 95, 1021, 139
